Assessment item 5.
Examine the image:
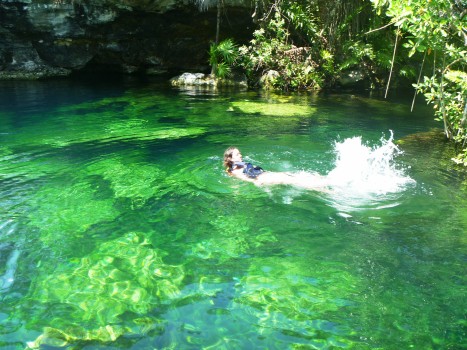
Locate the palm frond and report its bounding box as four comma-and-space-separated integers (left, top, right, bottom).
216, 62, 232, 78
216, 39, 238, 65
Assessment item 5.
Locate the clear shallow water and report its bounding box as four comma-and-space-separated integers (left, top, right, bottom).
0, 77, 465, 349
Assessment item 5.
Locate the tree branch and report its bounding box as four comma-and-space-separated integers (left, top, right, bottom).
385, 29, 399, 98
364, 19, 397, 35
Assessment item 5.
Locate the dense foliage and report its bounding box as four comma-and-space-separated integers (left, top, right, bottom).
238, 1, 333, 90
236, 0, 398, 90
238, 12, 325, 90
371, 0, 467, 164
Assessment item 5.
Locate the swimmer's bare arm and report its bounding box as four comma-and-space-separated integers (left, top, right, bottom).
230, 169, 294, 186
230, 168, 331, 191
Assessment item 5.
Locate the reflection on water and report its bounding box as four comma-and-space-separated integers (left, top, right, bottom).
0, 246, 20, 293
0, 78, 465, 349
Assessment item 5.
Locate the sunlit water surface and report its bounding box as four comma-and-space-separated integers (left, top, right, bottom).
0, 77, 465, 349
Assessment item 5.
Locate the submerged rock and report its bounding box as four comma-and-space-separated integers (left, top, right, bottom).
398, 129, 467, 175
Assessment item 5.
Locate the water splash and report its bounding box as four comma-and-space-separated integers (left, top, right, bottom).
325, 131, 415, 211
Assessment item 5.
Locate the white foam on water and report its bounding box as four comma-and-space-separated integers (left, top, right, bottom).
325, 131, 415, 211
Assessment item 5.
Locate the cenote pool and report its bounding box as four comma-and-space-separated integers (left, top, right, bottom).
0, 77, 465, 349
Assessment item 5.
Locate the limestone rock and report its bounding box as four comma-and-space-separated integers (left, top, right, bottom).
170, 72, 247, 88
338, 70, 366, 87
259, 70, 280, 89
0, 0, 253, 79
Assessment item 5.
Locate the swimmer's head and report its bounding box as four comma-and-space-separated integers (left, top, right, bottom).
223, 147, 242, 170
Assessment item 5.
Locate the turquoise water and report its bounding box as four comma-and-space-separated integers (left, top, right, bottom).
0, 77, 465, 349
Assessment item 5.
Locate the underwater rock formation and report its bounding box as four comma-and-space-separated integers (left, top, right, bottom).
0, 0, 253, 79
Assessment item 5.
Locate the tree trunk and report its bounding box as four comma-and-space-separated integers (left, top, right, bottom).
215, 0, 222, 45
210, 0, 222, 76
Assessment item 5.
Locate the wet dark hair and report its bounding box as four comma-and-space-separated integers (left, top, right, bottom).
223, 147, 238, 171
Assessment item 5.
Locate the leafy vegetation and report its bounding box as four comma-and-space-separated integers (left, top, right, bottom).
370, 0, 467, 163
238, 7, 327, 91
209, 38, 239, 78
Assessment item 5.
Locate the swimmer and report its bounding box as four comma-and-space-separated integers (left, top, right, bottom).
223, 147, 329, 191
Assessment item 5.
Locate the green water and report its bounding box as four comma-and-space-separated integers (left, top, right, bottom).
0, 78, 465, 349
